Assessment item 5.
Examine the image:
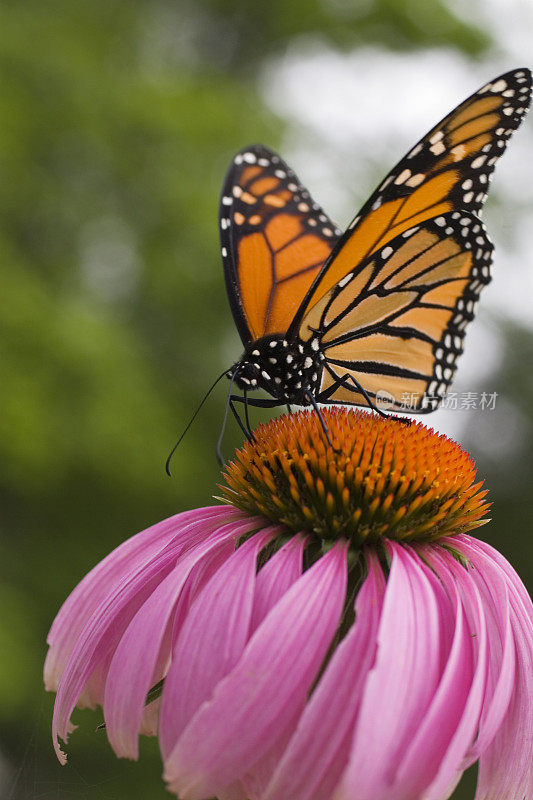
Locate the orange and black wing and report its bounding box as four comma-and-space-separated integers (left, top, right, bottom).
311, 211, 493, 411
292, 67, 531, 331
220, 145, 340, 346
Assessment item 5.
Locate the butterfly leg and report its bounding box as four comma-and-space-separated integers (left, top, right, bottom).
230, 397, 254, 442
340, 374, 389, 418
217, 394, 285, 465
319, 367, 389, 418
243, 389, 253, 437
230, 395, 283, 409
339, 376, 412, 424
217, 395, 254, 466
320, 370, 411, 425
229, 392, 255, 440
304, 390, 337, 450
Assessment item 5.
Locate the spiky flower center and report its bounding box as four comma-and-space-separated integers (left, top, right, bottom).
221, 408, 490, 548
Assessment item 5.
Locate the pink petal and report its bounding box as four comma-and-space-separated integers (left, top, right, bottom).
139, 696, 161, 737
104, 523, 253, 759
45, 506, 236, 693
453, 538, 533, 800
336, 542, 442, 800
169, 539, 238, 650
250, 534, 306, 633
51, 514, 250, 763
465, 535, 533, 622
262, 550, 385, 800
163, 541, 348, 800
217, 784, 249, 800
396, 546, 488, 800
158, 528, 276, 761
240, 726, 299, 800
234, 534, 308, 798
476, 606, 532, 800
448, 542, 515, 762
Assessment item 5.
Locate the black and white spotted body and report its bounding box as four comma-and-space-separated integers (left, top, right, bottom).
231, 336, 324, 404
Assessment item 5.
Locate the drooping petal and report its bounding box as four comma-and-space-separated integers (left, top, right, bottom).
75, 649, 114, 711
240, 725, 298, 800
262, 550, 385, 800
446, 542, 515, 763
477, 605, 533, 799
103, 523, 251, 759
399, 546, 488, 800
169, 538, 239, 649
336, 542, 442, 800
453, 537, 533, 800
139, 696, 161, 737
51, 514, 251, 763
467, 536, 533, 622
217, 783, 249, 800
158, 527, 277, 760
232, 535, 309, 798
44, 506, 236, 693
163, 541, 348, 800
250, 534, 306, 633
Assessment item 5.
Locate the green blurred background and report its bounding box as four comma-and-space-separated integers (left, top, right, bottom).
1, 1, 531, 797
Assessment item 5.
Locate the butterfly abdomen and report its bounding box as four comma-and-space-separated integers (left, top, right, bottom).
233, 336, 324, 403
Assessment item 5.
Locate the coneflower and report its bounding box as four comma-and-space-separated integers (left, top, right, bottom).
45, 408, 532, 800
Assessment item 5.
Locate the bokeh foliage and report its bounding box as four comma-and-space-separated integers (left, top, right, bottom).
0, 2, 529, 798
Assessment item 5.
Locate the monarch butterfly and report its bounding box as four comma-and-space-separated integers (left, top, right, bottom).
217, 67, 531, 443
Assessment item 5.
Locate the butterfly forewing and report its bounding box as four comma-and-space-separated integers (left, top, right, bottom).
314, 211, 493, 411
294, 68, 531, 325
220, 144, 341, 345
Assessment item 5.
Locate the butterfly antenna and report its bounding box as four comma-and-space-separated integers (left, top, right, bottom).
216, 364, 243, 466
165, 367, 231, 476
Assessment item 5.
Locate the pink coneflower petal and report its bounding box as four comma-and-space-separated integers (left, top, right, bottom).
337, 542, 445, 800
44, 506, 233, 694
453, 537, 533, 800
471, 536, 533, 622
158, 527, 277, 760
139, 695, 161, 737
163, 541, 348, 800
401, 547, 489, 800
52, 512, 251, 762
447, 543, 515, 763
250, 534, 307, 633
229, 537, 310, 796
217, 784, 249, 800
262, 551, 385, 800
103, 524, 254, 759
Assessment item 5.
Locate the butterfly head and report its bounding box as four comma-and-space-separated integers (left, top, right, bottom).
228, 359, 259, 391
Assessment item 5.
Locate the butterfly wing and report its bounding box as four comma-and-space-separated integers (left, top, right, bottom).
311, 211, 493, 411
219, 145, 341, 346
293, 67, 531, 331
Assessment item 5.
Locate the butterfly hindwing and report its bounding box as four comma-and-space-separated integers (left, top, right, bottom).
312, 211, 493, 411
220, 144, 341, 345
294, 68, 531, 325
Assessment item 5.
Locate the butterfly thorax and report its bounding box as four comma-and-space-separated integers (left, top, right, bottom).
231, 336, 324, 403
